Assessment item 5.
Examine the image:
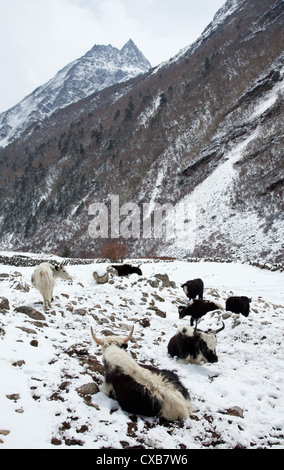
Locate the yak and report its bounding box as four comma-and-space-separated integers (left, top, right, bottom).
168, 323, 225, 364
90, 326, 192, 420
226, 296, 251, 317
111, 264, 142, 277
178, 299, 222, 326
181, 278, 204, 300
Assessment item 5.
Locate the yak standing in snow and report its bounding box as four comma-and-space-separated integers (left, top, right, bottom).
226, 296, 251, 317
181, 278, 204, 301
178, 299, 222, 326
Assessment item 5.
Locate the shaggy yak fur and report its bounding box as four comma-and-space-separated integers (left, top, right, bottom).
91, 327, 192, 420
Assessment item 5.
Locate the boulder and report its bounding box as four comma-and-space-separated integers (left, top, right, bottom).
0, 297, 10, 311
93, 271, 109, 284
15, 306, 46, 321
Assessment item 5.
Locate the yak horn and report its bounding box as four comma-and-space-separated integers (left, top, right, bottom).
123, 325, 134, 343
214, 322, 225, 335
90, 327, 104, 346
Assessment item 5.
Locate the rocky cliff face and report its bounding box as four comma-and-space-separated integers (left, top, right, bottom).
0, 39, 151, 148
0, 0, 283, 264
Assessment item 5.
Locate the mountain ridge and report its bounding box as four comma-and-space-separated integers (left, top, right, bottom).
0, 39, 151, 148
0, 0, 283, 264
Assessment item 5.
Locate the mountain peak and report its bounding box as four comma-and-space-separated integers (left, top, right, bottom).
122, 38, 135, 48
120, 39, 151, 69
0, 40, 151, 147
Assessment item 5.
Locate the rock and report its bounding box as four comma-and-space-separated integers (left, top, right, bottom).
30, 340, 39, 347
6, 394, 20, 401
222, 312, 232, 319
16, 326, 37, 334
119, 323, 131, 331
148, 306, 166, 318
139, 318, 150, 328
12, 360, 25, 367
232, 320, 241, 329
0, 297, 10, 310
15, 306, 46, 321
93, 271, 109, 284
155, 309, 166, 318
154, 274, 176, 288
152, 293, 165, 302
149, 279, 160, 288
76, 383, 99, 397
73, 308, 87, 316
0, 430, 10, 436
14, 282, 30, 292
220, 406, 244, 418
13, 271, 22, 277
0, 273, 9, 279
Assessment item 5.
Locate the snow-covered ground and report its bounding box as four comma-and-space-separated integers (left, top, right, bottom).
0, 254, 283, 449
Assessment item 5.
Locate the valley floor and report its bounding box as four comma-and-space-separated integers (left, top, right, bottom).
0, 254, 283, 449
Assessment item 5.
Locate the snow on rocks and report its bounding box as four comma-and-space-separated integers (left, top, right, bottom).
0, 255, 283, 449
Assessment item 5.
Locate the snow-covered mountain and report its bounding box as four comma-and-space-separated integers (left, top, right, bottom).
0, 0, 283, 265
0, 39, 151, 147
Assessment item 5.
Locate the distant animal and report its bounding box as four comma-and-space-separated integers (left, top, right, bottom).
178, 299, 222, 326
225, 296, 251, 317
31, 262, 72, 309
168, 322, 225, 364
91, 326, 192, 421
181, 278, 204, 300
111, 264, 142, 277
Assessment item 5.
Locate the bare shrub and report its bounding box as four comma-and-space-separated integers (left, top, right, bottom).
101, 241, 127, 262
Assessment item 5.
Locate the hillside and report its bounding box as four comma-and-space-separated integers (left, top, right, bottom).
0, 254, 283, 449
0, 0, 283, 263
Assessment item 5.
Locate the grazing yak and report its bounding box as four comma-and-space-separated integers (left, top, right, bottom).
111, 264, 142, 277
31, 262, 72, 309
168, 323, 225, 364
91, 326, 192, 420
226, 296, 251, 317
181, 278, 204, 300
178, 299, 222, 326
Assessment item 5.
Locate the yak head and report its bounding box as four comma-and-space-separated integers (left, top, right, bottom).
91, 325, 134, 351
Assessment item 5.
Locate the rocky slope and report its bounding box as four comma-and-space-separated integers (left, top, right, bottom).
0, 0, 283, 263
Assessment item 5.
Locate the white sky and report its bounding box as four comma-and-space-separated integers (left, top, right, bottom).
0, 0, 225, 113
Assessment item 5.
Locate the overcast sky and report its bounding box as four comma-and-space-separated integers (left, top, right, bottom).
0, 0, 225, 113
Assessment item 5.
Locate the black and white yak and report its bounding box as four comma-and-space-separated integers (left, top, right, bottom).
91, 326, 192, 420
168, 323, 225, 364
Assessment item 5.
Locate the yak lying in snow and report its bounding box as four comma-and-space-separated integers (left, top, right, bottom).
91, 326, 192, 421
181, 278, 204, 300
226, 296, 251, 317
178, 299, 222, 326
168, 323, 225, 364
111, 264, 142, 277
